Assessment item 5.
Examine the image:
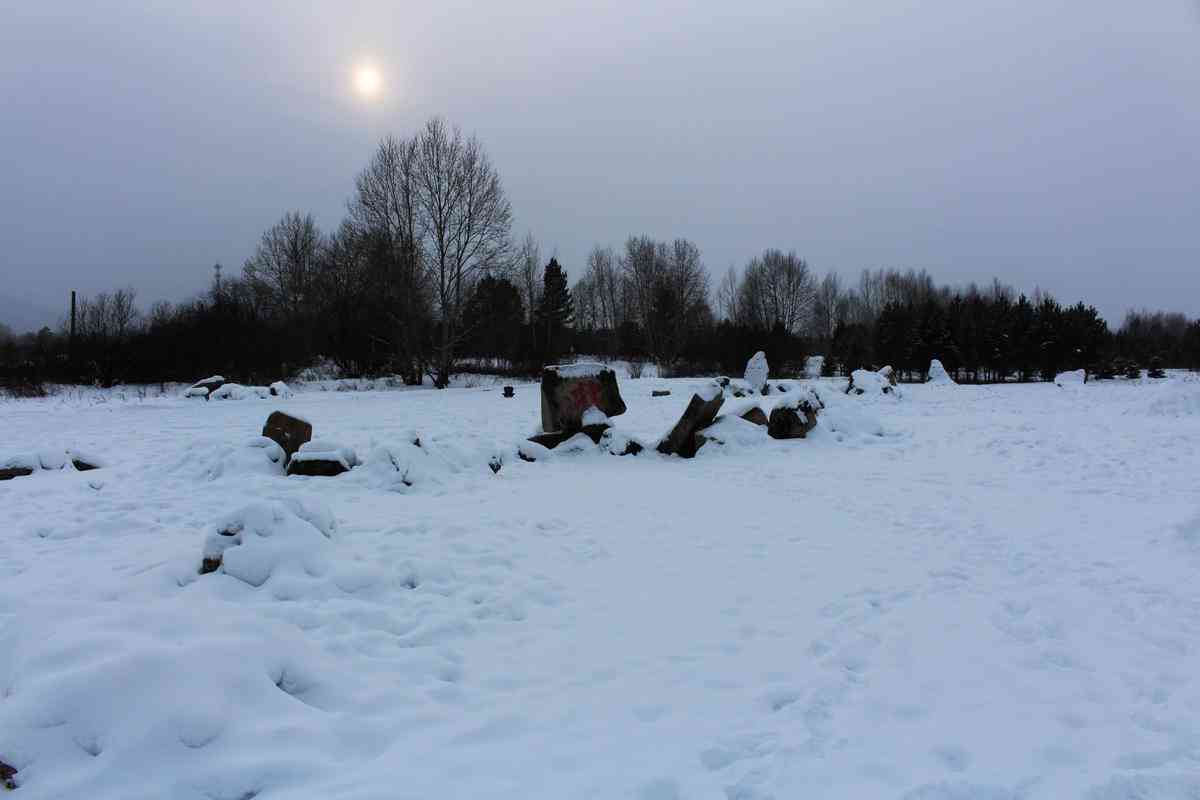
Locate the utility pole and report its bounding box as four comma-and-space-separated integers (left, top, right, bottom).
69, 290, 76, 372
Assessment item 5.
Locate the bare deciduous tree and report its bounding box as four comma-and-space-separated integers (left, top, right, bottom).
243, 212, 323, 320
415, 118, 514, 387
734, 249, 815, 335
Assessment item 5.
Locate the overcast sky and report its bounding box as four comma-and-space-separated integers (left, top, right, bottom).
2, 0, 1197, 329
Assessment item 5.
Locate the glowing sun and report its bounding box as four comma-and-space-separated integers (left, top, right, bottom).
353, 64, 383, 99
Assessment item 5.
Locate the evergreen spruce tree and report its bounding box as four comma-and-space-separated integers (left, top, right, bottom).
536, 258, 574, 364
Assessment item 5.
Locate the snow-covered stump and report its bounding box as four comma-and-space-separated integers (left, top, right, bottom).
262, 410, 312, 464
539, 363, 626, 434
657, 384, 724, 458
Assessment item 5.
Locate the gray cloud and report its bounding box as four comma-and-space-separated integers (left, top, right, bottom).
2, 0, 1197, 329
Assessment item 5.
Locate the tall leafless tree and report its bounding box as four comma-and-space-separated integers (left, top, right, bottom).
347, 135, 430, 383
415, 118, 514, 387
734, 249, 815, 334
243, 211, 323, 321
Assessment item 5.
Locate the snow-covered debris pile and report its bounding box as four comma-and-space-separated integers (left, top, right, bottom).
846, 369, 899, 397
1054, 369, 1087, 387
363, 436, 450, 490
540, 363, 626, 434
1, 449, 104, 480
927, 359, 957, 386
269, 380, 293, 398
878, 365, 898, 386
200, 500, 335, 582
287, 439, 358, 477
743, 351, 769, 393
211, 383, 271, 400
174, 437, 285, 481
185, 375, 225, 398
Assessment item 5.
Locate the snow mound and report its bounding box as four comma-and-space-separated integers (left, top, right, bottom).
743, 351, 769, 393
694, 414, 769, 454
582, 405, 609, 426
598, 427, 645, 456
847, 369, 899, 398
1146, 380, 1200, 418
269, 380, 293, 398
209, 383, 271, 400
815, 385, 892, 442
183, 386, 210, 399
172, 437, 285, 481
927, 359, 957, 385
1054, 369, 1087, 387
201, 501, 335, 586
361, 438, 453, 491
805, 355, 825, 378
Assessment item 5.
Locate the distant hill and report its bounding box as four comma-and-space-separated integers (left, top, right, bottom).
0, 294, 60, 334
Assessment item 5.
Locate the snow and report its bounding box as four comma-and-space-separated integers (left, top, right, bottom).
291, 439, 358, 469
269, 380, 293, 398
848, 368, 899, 398
582, 405, 609, 426
546, 362, 609, 378
927, 359, 957, 385
1054, 369, 1087, 387
805, 355, 825, 378
743, 351, 769, 393
3, 375, 1200, 798
209, 383, 272, 401
183, 387, 210, 399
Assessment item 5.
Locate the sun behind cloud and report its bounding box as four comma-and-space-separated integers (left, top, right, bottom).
353, 64, 383, 99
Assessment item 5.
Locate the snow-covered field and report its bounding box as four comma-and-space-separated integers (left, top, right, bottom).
3, 375, 1200, 799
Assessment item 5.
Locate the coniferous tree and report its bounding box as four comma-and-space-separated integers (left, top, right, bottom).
536, 258, 574, 364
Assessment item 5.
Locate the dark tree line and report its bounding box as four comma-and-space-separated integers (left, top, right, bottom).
3, 122, 1199, 392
